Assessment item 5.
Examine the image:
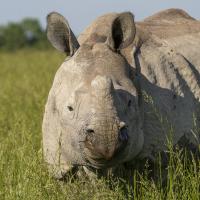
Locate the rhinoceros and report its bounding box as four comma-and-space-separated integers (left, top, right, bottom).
42, 8, 200, 178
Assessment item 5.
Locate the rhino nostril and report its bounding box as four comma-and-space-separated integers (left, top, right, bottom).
86, 129, 95, 134
85, 128, 95, 146
119, 127, 128, 142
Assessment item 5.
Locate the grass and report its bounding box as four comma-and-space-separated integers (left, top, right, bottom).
0, 50, 199, 200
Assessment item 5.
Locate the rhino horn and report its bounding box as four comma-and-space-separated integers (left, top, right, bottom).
47, 12, 80, 56
91, 75, 114, 95
106, 12, 136, 50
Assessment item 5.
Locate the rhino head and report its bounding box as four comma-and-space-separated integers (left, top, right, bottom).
43, 12, 144, 173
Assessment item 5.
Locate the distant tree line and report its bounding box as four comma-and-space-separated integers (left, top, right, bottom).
0, 18, 51, 51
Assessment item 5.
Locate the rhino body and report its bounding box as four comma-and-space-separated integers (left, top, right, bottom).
43, 9, 200, 178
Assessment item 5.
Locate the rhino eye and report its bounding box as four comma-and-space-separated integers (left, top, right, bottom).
67, 106, 74, 111
128, 100, 132, 107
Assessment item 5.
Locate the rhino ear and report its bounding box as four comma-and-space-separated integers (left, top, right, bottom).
47, 12, 80, 56
107, 12, 136, 50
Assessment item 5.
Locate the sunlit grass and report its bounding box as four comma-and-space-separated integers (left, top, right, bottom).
0, 50, 199, 200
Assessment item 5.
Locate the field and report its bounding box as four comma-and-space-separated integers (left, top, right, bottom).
0, 50, 199, 200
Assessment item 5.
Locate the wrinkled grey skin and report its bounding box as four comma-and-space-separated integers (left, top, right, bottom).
43, 8, 200, 178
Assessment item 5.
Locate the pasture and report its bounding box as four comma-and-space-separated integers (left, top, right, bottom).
0, 50, 199, 200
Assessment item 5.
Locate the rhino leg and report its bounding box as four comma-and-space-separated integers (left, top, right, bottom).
47, 163, 76, 180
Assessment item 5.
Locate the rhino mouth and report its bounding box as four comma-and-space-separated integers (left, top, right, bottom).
82, 138, 128, 169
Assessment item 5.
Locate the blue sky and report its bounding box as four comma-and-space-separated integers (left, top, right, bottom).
1, 0, 199, 34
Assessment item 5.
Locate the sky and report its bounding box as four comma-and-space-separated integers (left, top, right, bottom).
1, 0, 200, 35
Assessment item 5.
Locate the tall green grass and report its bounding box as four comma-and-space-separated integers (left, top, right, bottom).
0, 50, 199, 200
